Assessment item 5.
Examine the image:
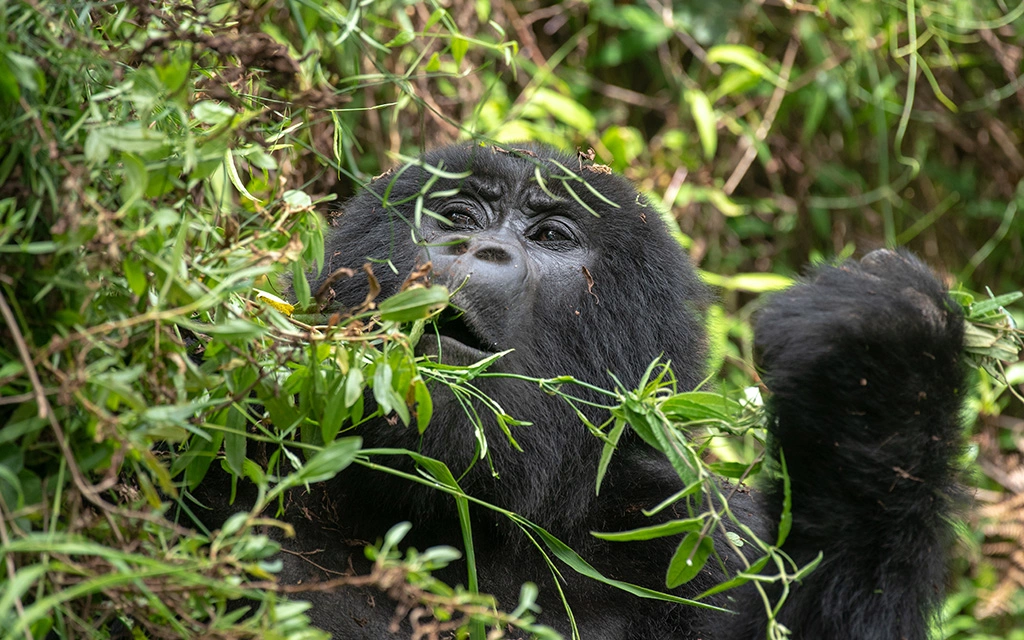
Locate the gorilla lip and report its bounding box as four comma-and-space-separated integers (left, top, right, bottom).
431, 307, 495, 355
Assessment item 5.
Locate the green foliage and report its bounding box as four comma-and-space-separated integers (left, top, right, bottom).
0, 0, 1022, 638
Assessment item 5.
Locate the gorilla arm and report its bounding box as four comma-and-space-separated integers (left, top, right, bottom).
724, 250, 966, 640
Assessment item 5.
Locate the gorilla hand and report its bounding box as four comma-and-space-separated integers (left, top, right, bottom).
728, 249, 966, 640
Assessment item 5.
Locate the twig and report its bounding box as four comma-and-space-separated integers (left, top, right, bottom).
647, 0, 722, 74
723, 37, 800, 195
0, 290, 48, 420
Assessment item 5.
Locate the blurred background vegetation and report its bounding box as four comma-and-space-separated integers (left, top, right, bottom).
0, 0, 1022, 638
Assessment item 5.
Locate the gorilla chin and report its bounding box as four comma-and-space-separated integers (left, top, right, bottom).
234, 143, 968, 640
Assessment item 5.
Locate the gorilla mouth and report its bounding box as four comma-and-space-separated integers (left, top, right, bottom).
434, 307, 495, 354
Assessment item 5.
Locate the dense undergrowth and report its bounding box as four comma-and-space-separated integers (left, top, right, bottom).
0, 1, 1023, 638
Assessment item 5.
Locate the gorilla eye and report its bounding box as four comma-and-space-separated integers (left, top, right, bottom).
530, 224, 574, 244
442, 207, 477, 229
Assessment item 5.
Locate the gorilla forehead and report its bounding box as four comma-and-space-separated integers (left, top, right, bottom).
405, 143, 653, 228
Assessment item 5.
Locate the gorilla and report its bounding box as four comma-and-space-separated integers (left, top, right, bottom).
233, 143, 966, 639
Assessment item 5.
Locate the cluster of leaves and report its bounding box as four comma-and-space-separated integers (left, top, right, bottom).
1, 0, 1023, 639
0, 1, 541, 638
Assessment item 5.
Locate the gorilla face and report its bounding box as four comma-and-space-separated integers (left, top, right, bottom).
322, 144, 710, 388
419, 175, 596, 364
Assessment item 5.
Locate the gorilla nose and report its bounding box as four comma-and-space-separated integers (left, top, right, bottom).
432, 237, 525, 291
471, 244, 512, 264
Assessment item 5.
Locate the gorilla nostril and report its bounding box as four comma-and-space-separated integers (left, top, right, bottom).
474, 245, 512, 264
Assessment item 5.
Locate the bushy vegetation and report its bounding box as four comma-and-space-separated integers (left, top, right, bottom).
0, 0, 1021, 638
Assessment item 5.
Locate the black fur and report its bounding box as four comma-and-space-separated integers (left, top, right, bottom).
227, 144, 966, 639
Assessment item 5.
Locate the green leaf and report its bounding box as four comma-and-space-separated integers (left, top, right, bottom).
661, 392, 743, 423
183, 429, 225, 490
695, 554, 771, 599
118, 152, 148, 213
425, 52, 441, 73
685, 89, 717, 160
0, 563, 49, 623
777, 449, 792, 546
270, 437, 362, 498
224, 405, 247, 477
199, 318, 265, 340
601, 125, 643, 169
344, 368, 364, 408
970, 291, 1022, 317
700, 271, 795, 292
708, 461, 759, 478
283, 189, 313, 208
321, 376, 350, 443
530, 87, 596, 133
592, 517, 704, 542
122, 258, 147, 296
706, 44, 786, 88
451, 36, 469, 66
291, 260, 311, 309
385, 31, 415, 48
379, 286, 449, 322
193, 101, 235, 125
595, 417, 627, 495
666, 532, 714, 588
413, 377, 433, 434
520, 521, 725, 610
5, 51, 44, 95
84, 124, 169, 164
425, 8, 446, 30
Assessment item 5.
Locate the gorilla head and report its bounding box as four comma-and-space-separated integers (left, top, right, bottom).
316, 144, 710, 526
275, 143, 966, 640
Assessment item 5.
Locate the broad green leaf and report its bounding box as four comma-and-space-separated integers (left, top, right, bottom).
413, 377, 433, 434
193, 100, 235, 125
425, 52, 441, 73
424, 8, 446, 30
700, 271, 795, 292
344, 368, 364, 408
529, 87, 596, 132
666, 532, 714, 588
385, 31, 415, 48
84, 124, 168, 164
291, 260, 311, 309
707, 44, 786, 88
122, 258, 147, 296
117, 152, 148, 213
379, 285, 449, 322
685, 89, 717, 160
321, 376, 350, 443
662, 392, 743, 423
451, 35, 469, 66
283, 189, 313, 208
5, 51, 44, 94
270, 437, 362, 498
